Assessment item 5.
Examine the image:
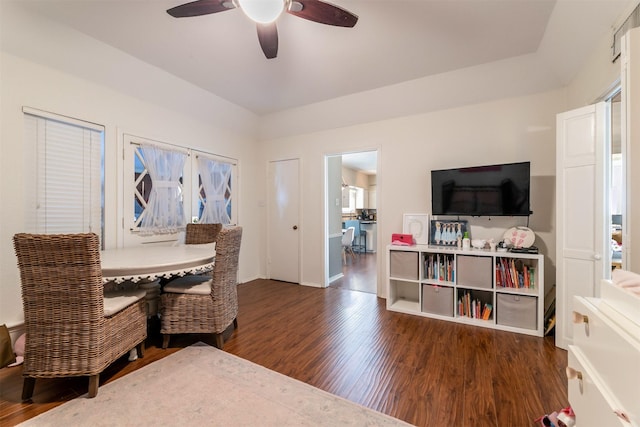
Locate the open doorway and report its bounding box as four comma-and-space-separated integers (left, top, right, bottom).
608, 90, 625, 271
325, 150, 378, 294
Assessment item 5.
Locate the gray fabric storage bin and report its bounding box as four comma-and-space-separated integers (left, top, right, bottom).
421, 284, 454, 317
456, 255, 492, 289
390, 251, 419, 280
496, 293, 537, 330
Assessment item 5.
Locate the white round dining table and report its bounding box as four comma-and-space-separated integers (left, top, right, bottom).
100, 243, 215, 361
100, 243, 216, 283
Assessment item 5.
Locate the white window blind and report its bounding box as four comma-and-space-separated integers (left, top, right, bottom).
24, 109, 104, 237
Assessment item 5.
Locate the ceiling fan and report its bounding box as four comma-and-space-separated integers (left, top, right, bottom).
167, 0, 358, 59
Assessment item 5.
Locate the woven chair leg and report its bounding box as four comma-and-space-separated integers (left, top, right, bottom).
88, 374, 99, 398
233, 318, 238, 329
214, 333, 224, 349
162, 334, 170, 349
22, 377, 36, 401
137, 341, 145, 358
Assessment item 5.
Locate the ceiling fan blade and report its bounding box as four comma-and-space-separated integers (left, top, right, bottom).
287, 0, 358, 28
167, 0, 234, 18
256, 23, 278, 59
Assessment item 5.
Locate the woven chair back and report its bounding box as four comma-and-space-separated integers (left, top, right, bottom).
185, 223, 222, 245
13, 233, 105, 374
210, 226, 242, 298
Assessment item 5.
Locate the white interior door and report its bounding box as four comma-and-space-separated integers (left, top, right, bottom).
268, 159, 300, 283
556, 103, 607, 350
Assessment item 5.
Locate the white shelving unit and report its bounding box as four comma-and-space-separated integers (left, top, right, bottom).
386, 244, 545, 337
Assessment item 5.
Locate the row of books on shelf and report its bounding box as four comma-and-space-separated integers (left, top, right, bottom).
423, 254, 455, 282
457, 293, 492, 320
496, 258, 535, 289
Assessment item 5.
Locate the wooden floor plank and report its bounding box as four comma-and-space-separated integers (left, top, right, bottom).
460, 327, 498, 427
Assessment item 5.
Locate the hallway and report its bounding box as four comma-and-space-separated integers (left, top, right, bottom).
331, 252, 377, 294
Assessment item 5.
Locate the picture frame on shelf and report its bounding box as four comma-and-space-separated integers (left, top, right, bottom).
429, 219, 468, 246
402, 214, 429, 244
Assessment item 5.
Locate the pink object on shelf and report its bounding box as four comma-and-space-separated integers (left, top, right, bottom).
391, 233, 414, 246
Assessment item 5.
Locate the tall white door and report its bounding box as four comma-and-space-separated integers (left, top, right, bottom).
556, 103, 607, 350
268, 159, 300, 283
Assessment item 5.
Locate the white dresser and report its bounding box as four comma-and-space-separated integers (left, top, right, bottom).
567, 279, 640, 427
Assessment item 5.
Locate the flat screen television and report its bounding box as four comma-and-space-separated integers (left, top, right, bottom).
431, 161, 531, 216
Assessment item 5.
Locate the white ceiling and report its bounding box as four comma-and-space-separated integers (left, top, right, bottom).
342, 151, 377, 175
10, 0, 635, 116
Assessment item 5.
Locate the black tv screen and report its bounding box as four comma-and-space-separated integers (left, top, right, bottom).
431, 161, 531, 216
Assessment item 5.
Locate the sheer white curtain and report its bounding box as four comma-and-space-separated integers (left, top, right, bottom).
139, 144, 187, 235
198, 156, 231, 224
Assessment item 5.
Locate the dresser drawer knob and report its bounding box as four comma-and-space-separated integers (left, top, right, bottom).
566, 366, 583, 394
572, 311, 590, 335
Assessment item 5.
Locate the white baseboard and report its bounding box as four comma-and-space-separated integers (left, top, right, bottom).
329, 273, 344, 283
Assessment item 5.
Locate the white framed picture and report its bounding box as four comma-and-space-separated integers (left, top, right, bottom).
403, 214, 429, 244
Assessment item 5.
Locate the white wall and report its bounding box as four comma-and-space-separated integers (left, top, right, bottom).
565, 1, 640, 108
260, 90, 565, 295
342, 167, 369, 189
0, 6, 263, 327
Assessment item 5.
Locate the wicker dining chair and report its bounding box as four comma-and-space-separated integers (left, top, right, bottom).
13, 233, 147, 401
184, 223, 222, 245
160, 226, 242, 349
160, 222, 221, 311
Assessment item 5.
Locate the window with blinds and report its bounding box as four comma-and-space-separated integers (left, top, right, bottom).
23, 108, 104, 241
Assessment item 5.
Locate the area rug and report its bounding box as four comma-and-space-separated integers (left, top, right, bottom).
19, 342, 412, 426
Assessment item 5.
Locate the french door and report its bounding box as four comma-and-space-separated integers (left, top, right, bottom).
555, 103, 607, 350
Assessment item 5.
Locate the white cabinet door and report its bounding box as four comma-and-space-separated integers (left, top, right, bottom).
342, 187, 350, 208
355, 187, 364, 209
343, 186, 364, 212
364, 223, 377, 253
556, 103, 607, 350
368, 185, 377, 209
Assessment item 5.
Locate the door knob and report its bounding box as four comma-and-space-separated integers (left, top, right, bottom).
593, 253, 601, 260
293, 225, 298, 230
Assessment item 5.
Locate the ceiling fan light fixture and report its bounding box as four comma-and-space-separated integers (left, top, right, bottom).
237, 0, 285, 24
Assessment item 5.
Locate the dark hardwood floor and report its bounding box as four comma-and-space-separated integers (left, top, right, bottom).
0, 279, 568, 426
331, 251, 377, 294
